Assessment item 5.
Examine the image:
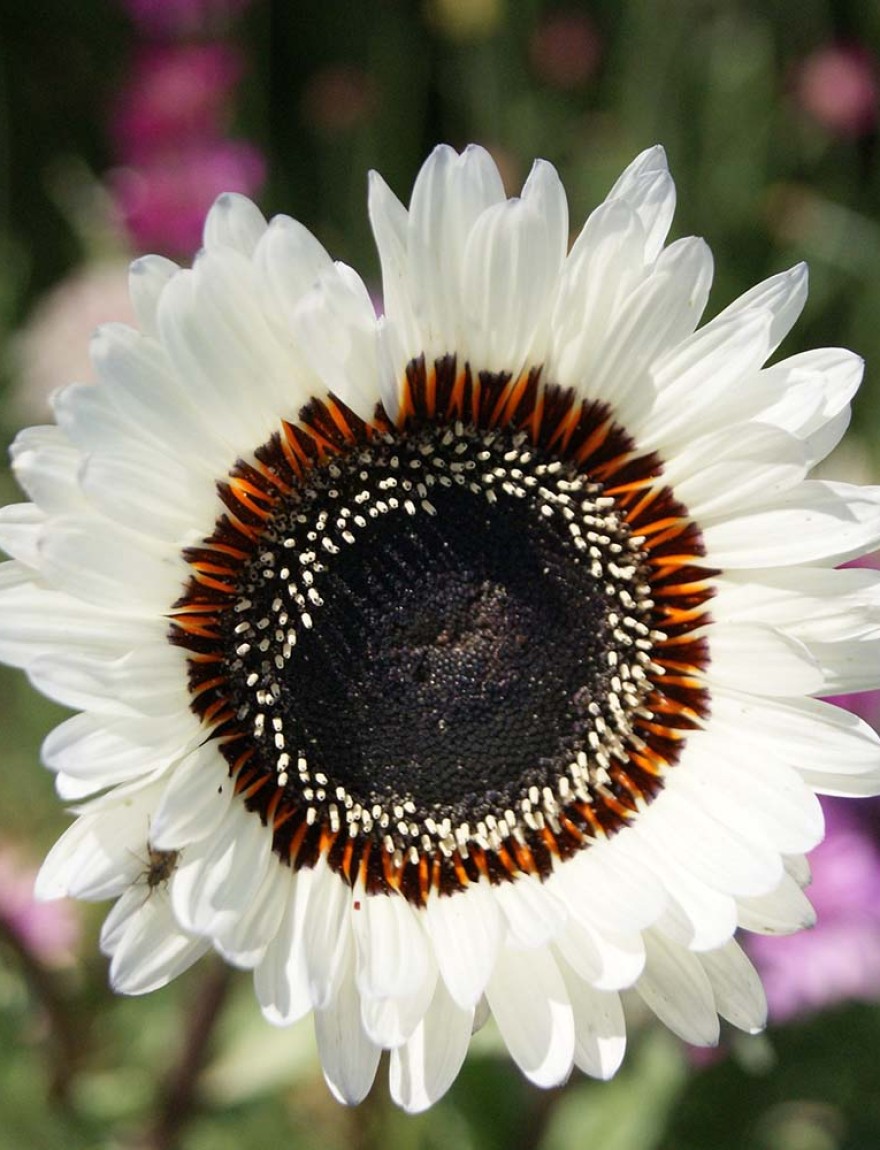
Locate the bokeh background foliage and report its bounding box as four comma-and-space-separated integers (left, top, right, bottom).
1, 1, 880, 1148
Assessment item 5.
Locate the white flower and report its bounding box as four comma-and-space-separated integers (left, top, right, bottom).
3, 145, 880, 1112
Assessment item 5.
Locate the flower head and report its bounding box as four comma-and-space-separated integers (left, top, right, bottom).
3, 145, 880, 1111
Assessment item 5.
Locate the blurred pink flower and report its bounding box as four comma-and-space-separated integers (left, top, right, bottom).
0, 844, 79, 967
9, 261, 135, 423
529, 9, 602, 91
748, 798, 880, 1023
111, 140, 266, 254
122, 0, 255, 38
794, 44, 879, 138
112, 43, 245, 161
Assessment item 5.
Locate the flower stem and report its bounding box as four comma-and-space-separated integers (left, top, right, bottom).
0, 912, 84, 1106
139, 961, 233, 1150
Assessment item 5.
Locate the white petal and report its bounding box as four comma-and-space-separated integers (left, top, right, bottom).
710, 691, 880, 796
368, 170, 419, 368
581, 237, 714, 425
712, 263, 808, 360
636, 929, 719, 1045
254, 868, 314, 1025
0, 504, 45, 567
424, 882, 503, 1009
673, 736, 824, 858
494, 873, 567, 949
551, 834, 666, 936
0, 568, 156, 670
460, 190, 562, 374
737, 874, 817, 935
662, 423, 807, 520
604, 144, 676, 262
389, 978, 474, 1113
51, 382, 129, 461
486, 944, 575, 1088
352, 891, 430, 1001
129, 255, 178, 337
212, 859, 291, 969
705, 622, 824, 696
104, 887, 210, 995
79, 448, 216, 542
313, 938, 381, 1106
637, 770, 783, 898
639, 309, 774, 447
157, 255, 282, 451
39, 514, 185, 612
25, 642, 188, 718
552, 200, 650, 389
303, 860, 355, 1009
758, 347, 863, 463
359, 962, 438, 1049
701, 481, 880, 568
556, 959, 626, 1080
621, 830, 737, 951
406, 143, 505, 359
554, 918, 646, 991
35, 786, 161, 901
291, 262, 381, 420
43, 710, 197, 797
171, 802, 271, 936
87, 324, 229, 473
698, 940, 767, 1033
10, 426, 84, 515
203, 192, 267, 256
150, 742, 234, 850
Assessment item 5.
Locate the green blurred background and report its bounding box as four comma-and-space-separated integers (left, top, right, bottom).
1, 1, 880, 1147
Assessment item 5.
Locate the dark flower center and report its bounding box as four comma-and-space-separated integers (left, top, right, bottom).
171, 358, 713, 902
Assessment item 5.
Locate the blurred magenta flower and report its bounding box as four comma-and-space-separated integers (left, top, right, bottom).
0, 844, 79, 967
747, 798, 880, 1023
793, 44, 878, 138
122, 0, 255, 38
111, 141, 265, 254
529, 9, 602, 90
112, 44, 245, 161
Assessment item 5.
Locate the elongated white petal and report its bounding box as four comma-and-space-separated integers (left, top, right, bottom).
556, 959, 627, 1079
486, 945, 575, 1088
389, 978, 474, 1113
314, 940, 381, 1106
636, 930, 719, 1045
425, 883, 503, 1009
352, 891, 430, 1001
129, 255, 178, 337
699, 941, 767, 1033
103, 886, 210, 995
254, 868, 314, 1026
